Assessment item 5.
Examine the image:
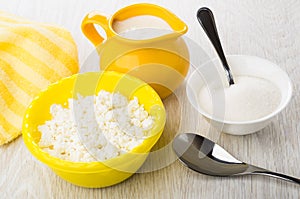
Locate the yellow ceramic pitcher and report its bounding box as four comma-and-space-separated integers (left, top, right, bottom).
81, 3, 189, 99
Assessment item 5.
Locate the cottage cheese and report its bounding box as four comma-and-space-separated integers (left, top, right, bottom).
38, 90, 154, 162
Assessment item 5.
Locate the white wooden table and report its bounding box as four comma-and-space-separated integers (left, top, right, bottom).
1, 0, 300, 198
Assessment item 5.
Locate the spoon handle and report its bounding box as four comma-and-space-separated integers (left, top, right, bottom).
197, 7, 234, 85
254, 170, 300, 185
247, 165, 300, 185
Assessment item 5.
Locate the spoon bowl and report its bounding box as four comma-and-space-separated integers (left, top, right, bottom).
173, 133, 300, 184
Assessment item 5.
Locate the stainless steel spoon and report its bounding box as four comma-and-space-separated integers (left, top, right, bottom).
197, 7, 235, 86
173, 133, 300, 185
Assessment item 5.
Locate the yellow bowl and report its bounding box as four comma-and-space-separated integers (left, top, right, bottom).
22, 71, 166, 188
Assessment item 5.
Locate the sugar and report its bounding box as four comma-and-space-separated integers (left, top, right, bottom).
198, 76, 281, 122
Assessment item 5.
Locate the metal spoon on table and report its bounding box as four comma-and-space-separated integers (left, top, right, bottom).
172, 133, 300, 185
197, 7, 235, 86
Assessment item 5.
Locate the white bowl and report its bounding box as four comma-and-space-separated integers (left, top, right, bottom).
186, 55, 292, 135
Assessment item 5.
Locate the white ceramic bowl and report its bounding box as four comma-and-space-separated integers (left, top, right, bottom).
186, 55, 292, 135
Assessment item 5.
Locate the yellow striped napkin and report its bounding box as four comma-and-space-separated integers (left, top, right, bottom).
0, 11, 79, 145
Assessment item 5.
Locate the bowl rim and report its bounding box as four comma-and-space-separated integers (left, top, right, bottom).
22, 71, 166, 173
186, 54, 293, 125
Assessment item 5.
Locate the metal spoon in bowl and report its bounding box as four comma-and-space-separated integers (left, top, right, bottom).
197, 7, 235, 86
172, 133, 300, 185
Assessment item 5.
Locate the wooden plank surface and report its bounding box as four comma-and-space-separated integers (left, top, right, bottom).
1, 0, 300, 198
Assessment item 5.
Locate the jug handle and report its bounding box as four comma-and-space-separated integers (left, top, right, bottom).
81, 12, 113, 46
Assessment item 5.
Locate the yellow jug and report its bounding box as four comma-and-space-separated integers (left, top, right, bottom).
82, 3, 189, 99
